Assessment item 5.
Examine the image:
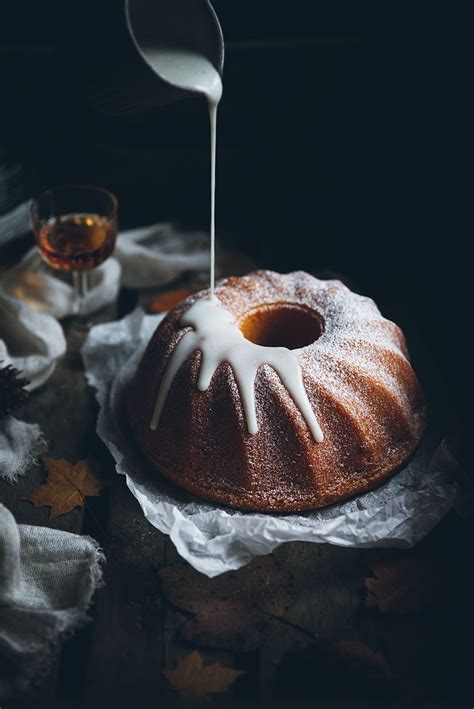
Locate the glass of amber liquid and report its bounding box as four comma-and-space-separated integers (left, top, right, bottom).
31, 185, 118, 320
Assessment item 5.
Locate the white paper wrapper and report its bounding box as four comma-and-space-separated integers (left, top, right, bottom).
82, 309, 459, 577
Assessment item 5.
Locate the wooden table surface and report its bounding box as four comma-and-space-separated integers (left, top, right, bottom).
0, 242, 472, 709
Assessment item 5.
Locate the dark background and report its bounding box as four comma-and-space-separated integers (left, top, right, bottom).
0, 0, 472, 448
0, 4, 473, 707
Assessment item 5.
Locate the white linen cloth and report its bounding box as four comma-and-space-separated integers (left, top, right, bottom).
0, 416, 46, 484
0, 504, 105, 698
114, 222, 210, 289
0, 223, 209, 318
82, 309, 460, 578
0, 248, 122, 320
0, 292, 65, 482
0, 291, 66, 390
0, 196, 209, 289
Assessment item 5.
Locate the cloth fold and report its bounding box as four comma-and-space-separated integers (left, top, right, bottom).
0, 222, 209, 320
0, 292, 60, 484
0, 248, 122, 320
0, 504, 105, 699
0, 416, 46, 484
115, 222, 210, 289
0, 291, 66, 391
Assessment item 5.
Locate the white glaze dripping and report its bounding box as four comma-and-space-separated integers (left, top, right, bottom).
143, 48, 222, 295
150, 296, 324, 442
209, 100, 218, 295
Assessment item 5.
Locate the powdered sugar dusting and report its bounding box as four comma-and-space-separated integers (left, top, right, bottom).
180, 270, 415, 439
129, 270, 426, 512
150, 293, 324, 442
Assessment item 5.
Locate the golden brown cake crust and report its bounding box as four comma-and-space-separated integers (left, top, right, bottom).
127, 270, 427, 512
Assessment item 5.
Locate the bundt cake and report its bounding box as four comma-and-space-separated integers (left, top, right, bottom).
127, 270, 426, 512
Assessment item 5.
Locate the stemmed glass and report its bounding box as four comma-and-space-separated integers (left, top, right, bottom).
31, 185, 118, 322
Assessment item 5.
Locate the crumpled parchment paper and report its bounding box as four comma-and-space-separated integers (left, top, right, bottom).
82, 309, 459, 577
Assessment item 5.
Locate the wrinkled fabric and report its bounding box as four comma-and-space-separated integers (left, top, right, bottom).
0, 248, 121, 320
0, 292, 62, 483
0, 222, 209, 319
115, 222, 209, 289
0, 291, 66, 390
0, 505, 105, 699
0, 416, 46, 483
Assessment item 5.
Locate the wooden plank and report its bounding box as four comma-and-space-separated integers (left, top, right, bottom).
79, 482, 167, 702
161, 536, 260, 704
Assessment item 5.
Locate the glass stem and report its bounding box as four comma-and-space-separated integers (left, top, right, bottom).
72, 271, 89, 316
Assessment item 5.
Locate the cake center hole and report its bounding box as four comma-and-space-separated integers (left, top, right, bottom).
239, 303, 324, 349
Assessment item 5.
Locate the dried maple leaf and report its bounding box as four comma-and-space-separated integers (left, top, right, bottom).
147, 287, 194, 313
160, 555, 294, 650
22, 457, 106, 518
335, 640, 392, 678
181, 605, 266, 651
364, 557, 430, 613
274, 639, 393, 702
161, 555, 293, 617
163, 651, 244, 700
363, 554, 460, 614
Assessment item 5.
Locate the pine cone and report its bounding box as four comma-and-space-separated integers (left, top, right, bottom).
0, 363, 30, 418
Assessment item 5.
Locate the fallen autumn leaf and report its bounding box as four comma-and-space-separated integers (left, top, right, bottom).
364, 557, 430, 613
22, 456, 106, 519
160, 555, 294, 650
163, 650, 244, 700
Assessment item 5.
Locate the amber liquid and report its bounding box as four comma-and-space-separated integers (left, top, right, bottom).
37, 213, 116, 271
